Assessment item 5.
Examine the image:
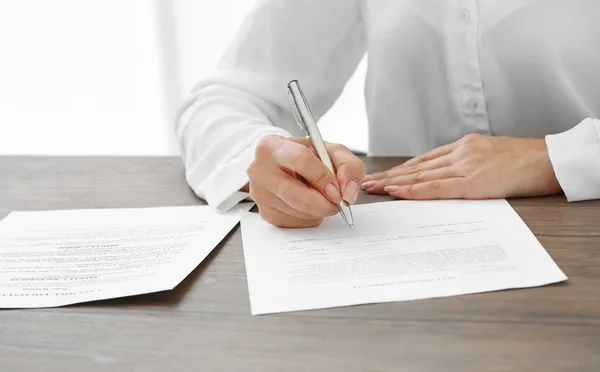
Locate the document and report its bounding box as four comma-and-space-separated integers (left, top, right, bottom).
241, 199, 567, 315
0, 203, 253, 308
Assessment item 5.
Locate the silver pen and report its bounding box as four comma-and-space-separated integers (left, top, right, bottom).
286, 80, 354, 229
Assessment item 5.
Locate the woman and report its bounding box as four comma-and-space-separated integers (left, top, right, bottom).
176, 0, 600, 227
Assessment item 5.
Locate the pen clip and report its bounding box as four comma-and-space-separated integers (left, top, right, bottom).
286, 84, 307, 134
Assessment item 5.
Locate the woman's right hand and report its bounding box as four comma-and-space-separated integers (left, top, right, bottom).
246, 135, 366, 228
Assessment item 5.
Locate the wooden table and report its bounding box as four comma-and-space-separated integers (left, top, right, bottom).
1, 156, 599, 372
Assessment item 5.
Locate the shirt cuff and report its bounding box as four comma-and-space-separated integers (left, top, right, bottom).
204, 130, 289, 212
545, 118, 600, 202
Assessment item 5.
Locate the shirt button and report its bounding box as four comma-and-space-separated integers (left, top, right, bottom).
466, 98, 478, 110
459, 9, 472, 23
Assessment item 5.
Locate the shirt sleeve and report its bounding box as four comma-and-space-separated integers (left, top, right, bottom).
545, 117, 600, 202
175, 0, 366, 211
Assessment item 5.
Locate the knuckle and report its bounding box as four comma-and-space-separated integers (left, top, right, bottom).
455, 143, 474, 157
255, 135, 276, 155
462, 133, 482, 143
246, 161, 259, 179
248, 185, 258, 200
330, 143, 350, 153
328, 142, 341, 151
417, 153, 430, 163
412, 172, 426, 183
460, 156, 478, 168
314, 167, 330, 186
374, 171, 387, 180
349, 159, 366, 173
410, 164, 422, 173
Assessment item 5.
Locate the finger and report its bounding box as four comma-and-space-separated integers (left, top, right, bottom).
363, 153, 454, 186
402, 142, 458, 168
284, 137, 364, 204
364, 142, 458, 182
249, 183, 327, 220
269, 138, 342, 204
253, 168, 338, 218
258, 205, 323, 228
326, 143, 366, 204
364, 159, 457, 194
384, 178, 467, 200
366, 166, 461, 195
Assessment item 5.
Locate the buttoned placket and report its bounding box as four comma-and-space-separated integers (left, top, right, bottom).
450, 0, 491, 135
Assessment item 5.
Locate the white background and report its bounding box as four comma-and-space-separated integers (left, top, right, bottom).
0, 0, 367, 156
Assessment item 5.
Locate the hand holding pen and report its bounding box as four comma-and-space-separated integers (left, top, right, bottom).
245, 81, 365, 228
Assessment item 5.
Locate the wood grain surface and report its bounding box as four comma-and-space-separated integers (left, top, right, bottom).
1, 156, 599, 372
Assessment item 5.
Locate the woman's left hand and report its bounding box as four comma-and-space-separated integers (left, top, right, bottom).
362, 133, 562, 200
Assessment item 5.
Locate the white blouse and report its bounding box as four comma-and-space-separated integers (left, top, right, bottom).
176, 0, 600, 211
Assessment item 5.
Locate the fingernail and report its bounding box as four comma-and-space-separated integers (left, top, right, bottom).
361, 180, 377, 189
363, 174, 374, 182
344, 180, 359, 204
324, 183, 342, 203
384, 185, 400, 193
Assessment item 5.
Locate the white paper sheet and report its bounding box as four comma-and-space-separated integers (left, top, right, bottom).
0, 203, 253, 308
241, 199, 567, 315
